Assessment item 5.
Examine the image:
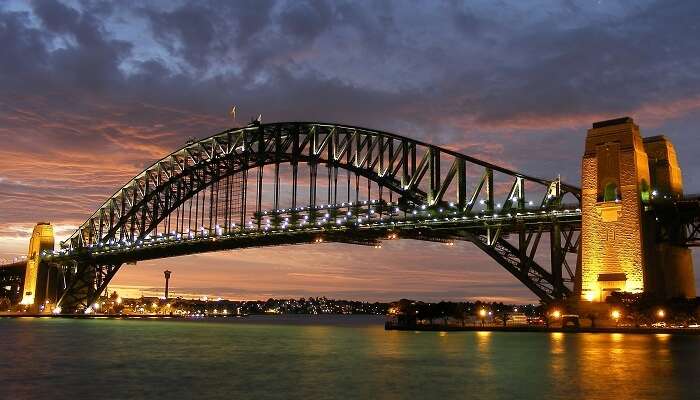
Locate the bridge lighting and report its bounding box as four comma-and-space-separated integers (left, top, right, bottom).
496, 203, 502, 208
584, 290, 596, 302
551, 310, 561, 319
528, 201, 534, 206
512, 196, 518, 201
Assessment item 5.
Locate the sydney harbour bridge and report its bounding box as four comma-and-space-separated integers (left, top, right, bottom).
1, 117, 699, 313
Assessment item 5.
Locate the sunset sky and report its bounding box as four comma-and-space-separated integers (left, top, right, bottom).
1, 0, 700, 303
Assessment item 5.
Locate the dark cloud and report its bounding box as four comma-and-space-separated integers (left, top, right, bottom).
278, 0, 333, 41
144, 3, 219, 69
0, 10, 49, 83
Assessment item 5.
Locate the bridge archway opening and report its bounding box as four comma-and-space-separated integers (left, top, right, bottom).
108, 237, 565, 304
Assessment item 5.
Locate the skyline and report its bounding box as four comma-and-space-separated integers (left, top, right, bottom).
2, 0, 700, 302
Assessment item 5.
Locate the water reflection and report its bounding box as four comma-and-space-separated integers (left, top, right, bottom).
475, 331, 491, 352
0, 318, 698, 400
567, 334, 681, 400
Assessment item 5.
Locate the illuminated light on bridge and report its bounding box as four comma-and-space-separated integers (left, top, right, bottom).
0, 118, 698, 313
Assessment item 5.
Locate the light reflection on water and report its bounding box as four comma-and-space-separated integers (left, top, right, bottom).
0, 316, 699, 400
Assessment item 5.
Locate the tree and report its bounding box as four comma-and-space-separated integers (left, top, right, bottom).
436, 301, 450, 326
450, 303, 468, 327
499, 311, 510, 327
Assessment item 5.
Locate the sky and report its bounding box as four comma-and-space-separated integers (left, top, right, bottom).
1, 0, 700, 303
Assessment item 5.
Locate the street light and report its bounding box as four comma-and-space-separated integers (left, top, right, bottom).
479, 309, 487, 326
657, 309, 665, 319
611, 309, 621, 325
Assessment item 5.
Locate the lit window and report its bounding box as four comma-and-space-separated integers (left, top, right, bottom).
603, 182, 619, 202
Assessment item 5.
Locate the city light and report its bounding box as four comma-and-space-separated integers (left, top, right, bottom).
479, 309, 487, 318
657, 309, 665, 319
551, 310, 561, 319
611, 310, 621, 320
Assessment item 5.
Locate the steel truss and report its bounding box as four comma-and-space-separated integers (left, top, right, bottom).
48, 121, 582, 311
649, 197, 700, 247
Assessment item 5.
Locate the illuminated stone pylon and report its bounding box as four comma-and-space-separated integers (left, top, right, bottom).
20, 223, 54, 306
579, 117, 695, 302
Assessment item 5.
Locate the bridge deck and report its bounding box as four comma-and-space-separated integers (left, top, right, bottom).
46, 209, 581, 265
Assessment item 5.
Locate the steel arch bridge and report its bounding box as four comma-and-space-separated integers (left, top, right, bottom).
8, 121, 585, 312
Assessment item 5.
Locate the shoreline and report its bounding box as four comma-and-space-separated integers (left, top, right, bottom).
0, 313, 245, 319
3, 314, 700, 335
385, 323, 700, 335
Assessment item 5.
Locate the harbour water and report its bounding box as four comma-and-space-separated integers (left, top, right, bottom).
1, 315, 699, 399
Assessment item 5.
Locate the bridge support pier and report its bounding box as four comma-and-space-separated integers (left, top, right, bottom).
20, 223, 54, 310
579, 117, 695, 302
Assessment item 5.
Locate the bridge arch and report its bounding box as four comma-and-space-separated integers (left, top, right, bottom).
64, 121, 579, 250
50, 122, 581, 311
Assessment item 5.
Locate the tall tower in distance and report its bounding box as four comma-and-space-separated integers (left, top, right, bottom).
164, 270, 172, 300
579, 117, 695, 302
